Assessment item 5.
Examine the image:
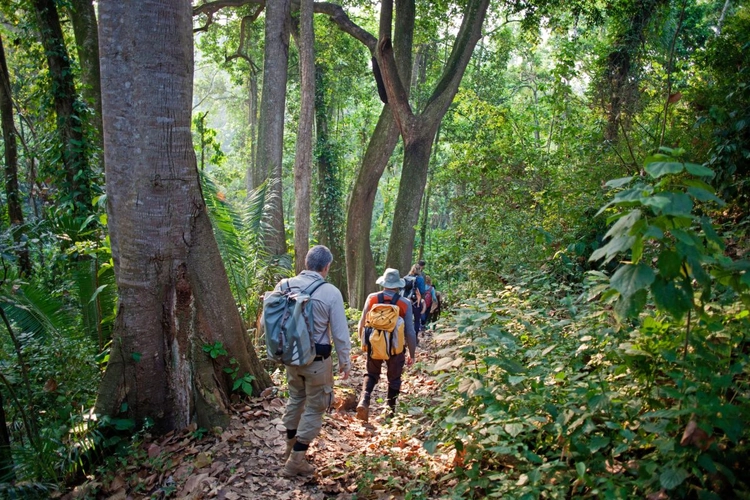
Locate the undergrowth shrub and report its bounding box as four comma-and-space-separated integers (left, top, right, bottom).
424, 152, 750, 499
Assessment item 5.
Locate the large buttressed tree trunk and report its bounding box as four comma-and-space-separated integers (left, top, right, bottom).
96, 0, 271, 433
258, 0, 291, 256
379, 0, 489, 274
344, 0, 414, 308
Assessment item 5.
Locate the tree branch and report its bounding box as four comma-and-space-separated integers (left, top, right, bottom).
193, 0, 376, 52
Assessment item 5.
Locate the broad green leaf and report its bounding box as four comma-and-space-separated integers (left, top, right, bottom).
687, 186, 725, 206
423, 440, 438, 454
589, 436, 610, 453
614, 289, 648, 319
504, 423, 524, 437
658, 250, 683, 279
661, 192, 694, 217
671, 228, 697, 246
646, 161, 684, 178
610, 264, 655, 298
605, 176, 634, 188
684, 163, 715, 178
642, 195, 671, 213
589, 234, 635, 264
651, 277, 692, 320
660, 467, 689, 490
613, 186, 651, 204
643, 225, 665, 240
604, 210, 641, 240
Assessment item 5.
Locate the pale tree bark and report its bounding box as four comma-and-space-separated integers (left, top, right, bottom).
67, 0, 102, 151
0, 34, 31, 276
378, 0, 490, 274
96, 0, 271, 433
33, 0, 92, 217
246, 71, 260, 192
292, 0, 315, 273
344, 0, 413, 308
257, 0, 291, 256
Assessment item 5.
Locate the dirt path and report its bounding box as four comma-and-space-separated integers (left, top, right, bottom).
69, 329, 453, 500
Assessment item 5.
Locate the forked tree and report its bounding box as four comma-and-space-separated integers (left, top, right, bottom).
96, 0, 271, 433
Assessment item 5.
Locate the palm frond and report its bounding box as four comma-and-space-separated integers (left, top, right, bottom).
0, 282, 76, 343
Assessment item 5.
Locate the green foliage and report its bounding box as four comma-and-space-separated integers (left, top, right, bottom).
202, 341, 228, 359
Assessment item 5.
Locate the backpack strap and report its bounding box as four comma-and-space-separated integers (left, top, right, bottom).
302, 278, 327, 297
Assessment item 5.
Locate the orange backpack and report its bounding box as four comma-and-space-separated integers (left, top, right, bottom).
361, 293, 405, 360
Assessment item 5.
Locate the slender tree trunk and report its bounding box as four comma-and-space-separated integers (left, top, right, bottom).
257, 0, 291, 256
96, 0, 270, 434
314, 64, 347, 294
67, 0, 102, 152
246, 72, 260, 192
292, 0, 315, 273
0, 34, 31, 276
379, 0, 490, 273
344, 0, 414, 308
0, 390, 13, 481
33, 0, 92, 217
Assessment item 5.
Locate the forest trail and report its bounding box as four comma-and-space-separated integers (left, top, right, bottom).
69, 328, 453, 500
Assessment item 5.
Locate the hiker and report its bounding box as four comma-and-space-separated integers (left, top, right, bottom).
422, 275, 438, 328
356, 268, 417, 421
405, 264, 426, 336
275, 245, 351, 477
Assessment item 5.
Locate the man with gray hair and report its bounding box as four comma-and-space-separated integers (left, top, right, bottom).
276, 245, 351, 476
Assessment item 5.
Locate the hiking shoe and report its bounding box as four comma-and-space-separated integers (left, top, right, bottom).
282, 437, 296, 461
356, 401, 370, 422
282, 450, 315, 477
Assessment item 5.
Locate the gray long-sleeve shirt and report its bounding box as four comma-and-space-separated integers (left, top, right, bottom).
274, 270, 351, 373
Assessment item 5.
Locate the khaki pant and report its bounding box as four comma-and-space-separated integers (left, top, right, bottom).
282, 356, 333, 444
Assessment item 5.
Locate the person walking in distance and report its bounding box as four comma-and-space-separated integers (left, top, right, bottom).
356, 268, 417, 421
275, 245, 351, 476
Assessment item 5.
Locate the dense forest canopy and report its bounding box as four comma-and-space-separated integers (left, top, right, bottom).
0, 0, 748, 497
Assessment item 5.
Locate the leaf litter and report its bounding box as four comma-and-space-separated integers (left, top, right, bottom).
65, 326, 458, 500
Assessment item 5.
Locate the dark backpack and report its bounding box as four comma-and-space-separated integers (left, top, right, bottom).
262, 278, 327, 366
402, 275, 418, 301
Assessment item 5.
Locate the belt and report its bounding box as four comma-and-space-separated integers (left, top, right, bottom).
313, 353, 330, 361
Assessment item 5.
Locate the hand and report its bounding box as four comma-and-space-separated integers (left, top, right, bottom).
407, 356, 414, 367
340, 368, 350, 380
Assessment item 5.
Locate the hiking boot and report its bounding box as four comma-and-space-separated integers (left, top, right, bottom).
387, 388, 399, 417
282, 437, 296, 461
356, 393, 371, 422
282, 450, 315, 477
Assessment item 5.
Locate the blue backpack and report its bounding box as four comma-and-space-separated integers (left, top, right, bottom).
263, 278, 327, 366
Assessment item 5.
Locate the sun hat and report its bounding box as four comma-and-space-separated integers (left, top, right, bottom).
376, 268, 405, 289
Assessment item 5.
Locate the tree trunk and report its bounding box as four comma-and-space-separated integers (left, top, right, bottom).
314, 64, 347, 295
257, 0, 291, 256
0, 390, 13, 481
387, 131, 434, 272
96, 0, 271, 434
246, 72, 260, 192
379, 0, 490, 273
344, 0, 414, 308
67, 0, 102, 151
292, 0, 315, 274
33, 0, 92, 218
0, 34, 31, 276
